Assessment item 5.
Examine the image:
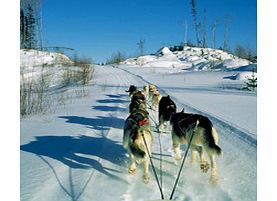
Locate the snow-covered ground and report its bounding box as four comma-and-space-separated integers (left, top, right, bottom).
20, 48, 257, 201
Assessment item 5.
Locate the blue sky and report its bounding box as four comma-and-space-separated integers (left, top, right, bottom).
42, 0, 257, 63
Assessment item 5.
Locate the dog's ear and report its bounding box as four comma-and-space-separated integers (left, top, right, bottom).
167, 95, 170, 98
181, 108, 184, 113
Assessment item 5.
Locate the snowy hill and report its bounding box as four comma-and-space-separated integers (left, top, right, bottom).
20, 48, 257, 201
122, 46, 253, 71
20, 49, 73, 67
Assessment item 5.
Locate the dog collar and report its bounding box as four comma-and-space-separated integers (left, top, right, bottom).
139, 118, 148, 126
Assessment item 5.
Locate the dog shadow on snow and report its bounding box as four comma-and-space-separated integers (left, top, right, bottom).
92, 105, 126, 113
21, 135, 128, 200
21, 135, 127, 180
105, 94, 128, 99
59, 115, 125, 131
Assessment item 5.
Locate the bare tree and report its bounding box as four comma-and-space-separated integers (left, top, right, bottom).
106, 51, 126, 64
191, 0, 200, 47
137, 39, 145, 56
178, 19, 189, 48
223, 16, 231, 51
202, 8, 207, 48
211, 18, 220, 49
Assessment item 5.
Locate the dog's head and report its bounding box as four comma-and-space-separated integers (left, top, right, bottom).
126, 85, 137, 96
131, 91, 145, 102
149, 84, 157, 92
160, 95, 177, 120
129, 99, 147, 113
143, 85, 149, 93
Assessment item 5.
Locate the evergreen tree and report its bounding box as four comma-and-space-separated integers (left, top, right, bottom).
245, 69, 257, 91
26, 4, 37, 49
20, 8, 25, 48
24, 14, 29, 48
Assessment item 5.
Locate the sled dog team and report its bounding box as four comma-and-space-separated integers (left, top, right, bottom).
123, 84, 223, 185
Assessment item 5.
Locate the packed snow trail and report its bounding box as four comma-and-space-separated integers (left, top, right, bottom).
118, 65, 256, 200
21, 65, 256, 201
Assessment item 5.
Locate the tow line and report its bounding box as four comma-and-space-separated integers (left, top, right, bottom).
145, 101, 197, 200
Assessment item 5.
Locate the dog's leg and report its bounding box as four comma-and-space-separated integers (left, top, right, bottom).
172, 142, 182, 161
208, 154, 219, 185
190, 145, 198, 165
190, 150, 197, 165
128, 155, 136, 175
143, 157, 150, 183
197, 146, 209, 173
172, 130, 182, 160
190, 145, 204, 168
158, 115, 164, 133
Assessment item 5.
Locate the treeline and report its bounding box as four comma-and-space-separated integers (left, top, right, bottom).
187, 0, 231, 51
186, 0, 256, 62
233, 45, 257, 63
20, 0, 42, 49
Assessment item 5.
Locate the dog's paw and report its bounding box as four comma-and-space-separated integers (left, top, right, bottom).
128, 168, 136, 175
190, 160, 196, 167
209, 175, 219, 186
143, 174, 150, 184
174, 153, 182, 161
200, 162, 209, 173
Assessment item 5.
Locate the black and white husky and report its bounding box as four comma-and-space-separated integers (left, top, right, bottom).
123, 109, 153, 183
170, 109, 223, 184
158, 95, 176, 133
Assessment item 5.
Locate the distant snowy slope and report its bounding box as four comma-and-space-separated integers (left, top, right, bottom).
121, 46, 253, 71
20, 49, 77, 89
20, 49, 72, 67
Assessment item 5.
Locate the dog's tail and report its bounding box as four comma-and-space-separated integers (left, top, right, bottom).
209, 143, 223, 157
210, 127, 223, 157
130, 144, 146, 159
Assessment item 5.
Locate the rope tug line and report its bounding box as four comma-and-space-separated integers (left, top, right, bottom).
138, 89, 196, 200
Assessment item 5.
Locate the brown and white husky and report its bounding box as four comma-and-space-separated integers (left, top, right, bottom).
123, 109, 153, 183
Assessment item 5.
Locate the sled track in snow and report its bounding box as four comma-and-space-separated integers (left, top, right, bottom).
117, 66, 257, 148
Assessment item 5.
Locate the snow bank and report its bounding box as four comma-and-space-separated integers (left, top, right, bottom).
122, 46, 253, 71
20, 49, 72, 67
122, 47, 186, 68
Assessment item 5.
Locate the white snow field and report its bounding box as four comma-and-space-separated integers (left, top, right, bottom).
20, 48, 256, 201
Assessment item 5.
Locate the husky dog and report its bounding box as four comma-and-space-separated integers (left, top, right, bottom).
151, 90, 162, 111
123, 108, 153, 183
142, 85, 149, 100
158, 95, 176, 133
148, 84, 157, 102
126, 85, 138, 97
129, 91, 146, 113
170, 110, 223, 184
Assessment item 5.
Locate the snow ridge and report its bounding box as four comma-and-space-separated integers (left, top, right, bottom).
121, 46, 253, 71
